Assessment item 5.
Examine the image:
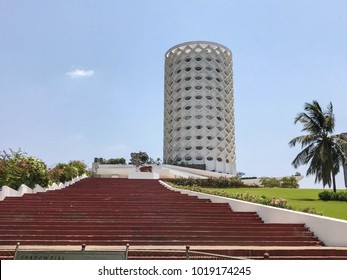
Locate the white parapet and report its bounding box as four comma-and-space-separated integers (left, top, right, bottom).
128, 171, 160, 179
0, 175, 88, 201
159, 180, 347, 247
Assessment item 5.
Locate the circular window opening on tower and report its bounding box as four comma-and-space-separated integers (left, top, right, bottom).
175, 60, 181, 64
195, 125, 203, 129
184, 115, 192, 120
206, 125, 213, 130
226, 159, 230, 163
185, 156, 192, 161
207, 136, 214, 140
176, 79, 181, 83
206, 96, 212, 100
176, 137, 181, 141
195, 95, 202, 100
196, 135, 203, 140
185, 67, 191, 72
176, 97, 181, 102
185, 136, 191, 140
206, 57, 212, 62
195, 57, 202, 61
206, 76, 212, 81
195, 86, 202, 90
185, 106, 191, 110
207, 146, 213, 151
195, 115, 203, 119
206, 157, 213, 161
176, 117, 181, 121
217, 158, 223, 162
195, 76, 202, 80
185, 58, 191, 62
196, 146, 203, 150
196, 156, 203, 161
185, 96, 191, 100
185, 146, 192, 151
185, 77, 191, 81
185, 86, 191, 91
185, 126, 192, 130
195, 105, 203, 109
176, 69, 181, 74
195, 66, 202, 71
175, 157, 182, 162
206, 86, 212, 90
206, 66, 212, 71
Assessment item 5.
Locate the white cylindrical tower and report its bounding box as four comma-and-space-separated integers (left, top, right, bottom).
163, 41, 236, 174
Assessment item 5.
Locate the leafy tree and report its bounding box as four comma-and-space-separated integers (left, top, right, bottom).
289, 101, 347, 192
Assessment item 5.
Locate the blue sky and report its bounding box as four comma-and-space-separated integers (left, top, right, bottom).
1, 0, 346, 188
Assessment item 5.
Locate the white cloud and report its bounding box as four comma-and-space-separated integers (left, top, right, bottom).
66, 68, 94, 79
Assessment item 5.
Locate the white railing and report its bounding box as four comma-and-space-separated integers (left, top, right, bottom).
0, 174, 88, 201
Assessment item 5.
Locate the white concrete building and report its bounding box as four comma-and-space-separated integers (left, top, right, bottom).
163, 41, 236, 174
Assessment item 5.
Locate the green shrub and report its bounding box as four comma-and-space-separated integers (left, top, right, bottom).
68, 160, 88, 176
259, 177, 282, 188
172, 176, 249, 188
280, 176, 299, 188
49, 163, 78, 183
300, 207, 323, 215
260, 176, 299, 188
0, 149, 50, 189
318, 190, 347, 202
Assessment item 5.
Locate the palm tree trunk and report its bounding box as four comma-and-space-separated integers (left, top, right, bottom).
332, 173, 337, 193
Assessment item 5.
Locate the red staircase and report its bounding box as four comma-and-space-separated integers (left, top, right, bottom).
0, 178, 346, 259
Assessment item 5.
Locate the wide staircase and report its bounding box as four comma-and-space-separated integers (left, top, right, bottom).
0, 178, 346, 259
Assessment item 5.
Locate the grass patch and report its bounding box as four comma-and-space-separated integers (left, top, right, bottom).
204, 188, 347, 221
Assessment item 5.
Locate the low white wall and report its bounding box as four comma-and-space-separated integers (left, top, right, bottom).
160, 181, 347, 247
0, 174, 88, 201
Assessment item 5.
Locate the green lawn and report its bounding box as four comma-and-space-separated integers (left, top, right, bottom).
205, 187, 347, 221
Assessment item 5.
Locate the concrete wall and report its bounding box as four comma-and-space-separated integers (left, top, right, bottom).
160, 181, 347, 247
0, 174, 88, 201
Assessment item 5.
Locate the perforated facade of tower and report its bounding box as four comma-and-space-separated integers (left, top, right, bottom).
163, 41, 236, 174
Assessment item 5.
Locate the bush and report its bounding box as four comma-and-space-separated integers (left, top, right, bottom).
260, 176, 299, 188
300, 207, 323, 215
318, 191, 347, 202
172, 176, 249, 188
0, 149, 50, 189
259, 177, 281, 188
68, 160, 88, 176
49, 163, 79, 183
105, 158, 126, 165
280, 176, 299, 188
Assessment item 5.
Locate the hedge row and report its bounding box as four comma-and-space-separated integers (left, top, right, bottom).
172, 177, 251, 188
318, 191, 347, 202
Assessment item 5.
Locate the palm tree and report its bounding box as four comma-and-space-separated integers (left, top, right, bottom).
289, 101, 347, 192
